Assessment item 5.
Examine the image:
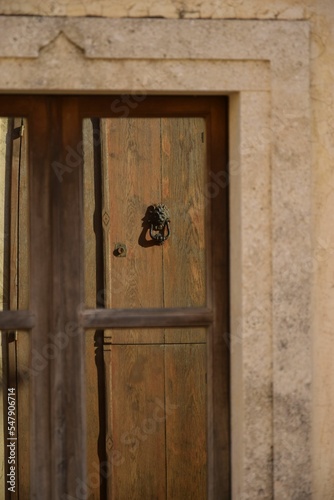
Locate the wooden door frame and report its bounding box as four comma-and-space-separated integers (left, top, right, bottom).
0, 95, 229, 499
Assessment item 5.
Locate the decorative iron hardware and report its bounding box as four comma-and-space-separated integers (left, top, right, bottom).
147, 204, 171, 245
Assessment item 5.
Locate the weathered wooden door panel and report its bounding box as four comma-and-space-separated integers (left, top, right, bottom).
0, 95, 228, 498
105, 344, 166, 499
104, 338, 207, 500
102, 117, 163, 310
165, 343, 207, 499
160, 117, 207, 309
102, 117, 206, 308
101, 115, 208, 498
82, 97, 229, 499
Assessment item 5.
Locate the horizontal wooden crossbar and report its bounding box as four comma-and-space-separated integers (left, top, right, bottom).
80, 307, 213, 329
0, 308, 213, 331
0, 310, 35, 330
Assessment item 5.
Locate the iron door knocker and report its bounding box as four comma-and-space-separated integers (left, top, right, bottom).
147, 204, 171, 245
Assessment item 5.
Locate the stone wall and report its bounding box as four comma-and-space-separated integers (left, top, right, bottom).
0, 0, 309, 18
0, 1, 333, 498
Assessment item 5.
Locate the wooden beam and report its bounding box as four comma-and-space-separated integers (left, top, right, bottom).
29, 97, 86, 499
206, 98, 230, 499
81, 307, 213, 329
0, 310, 35, 330
50, 97, 86, 498
29, 98, 53, 498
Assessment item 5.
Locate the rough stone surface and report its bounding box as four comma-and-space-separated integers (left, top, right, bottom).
0, 17, 308, 61
229, 90, 273, 499
0, 0, 307, 19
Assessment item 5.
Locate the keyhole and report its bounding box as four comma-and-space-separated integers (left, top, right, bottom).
114, 243, 127, 257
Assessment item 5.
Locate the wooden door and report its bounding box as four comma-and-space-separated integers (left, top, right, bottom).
83, 97, 229, 499
103, 117, 207, 499
0, 96, 228, 499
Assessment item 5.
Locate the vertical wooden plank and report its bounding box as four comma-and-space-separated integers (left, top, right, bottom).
161, 117, 207, 498
7, 120, 20, 448
83, 118, 97, 307
54, 97, 86, 498
15, 332, 30, 499
161, 117, 207, 309
102, 118, 163, 344
165, 344, 207, 499
83, 118, 106, 499
161, 117, 207, 344
17, 118, 29, 309
85, 331, 105, 500
3, 118, 18, 500
30, 96, 86, 498
206, 100, 230, 499
16, 119, 30, 499
105, 344, 166, 499
6, 117, 29, 500
0, 117, 9, 310
1, 116, 31, 498
83, 118, 100, 309
9, 118, 20, 312
0, 117, 31, 499
29, 98, 52, 499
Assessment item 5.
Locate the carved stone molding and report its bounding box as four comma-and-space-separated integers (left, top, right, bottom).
0, 17, 308, 63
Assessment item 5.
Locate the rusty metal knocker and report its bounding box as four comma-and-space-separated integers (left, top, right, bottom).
147, 204, 171, 245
